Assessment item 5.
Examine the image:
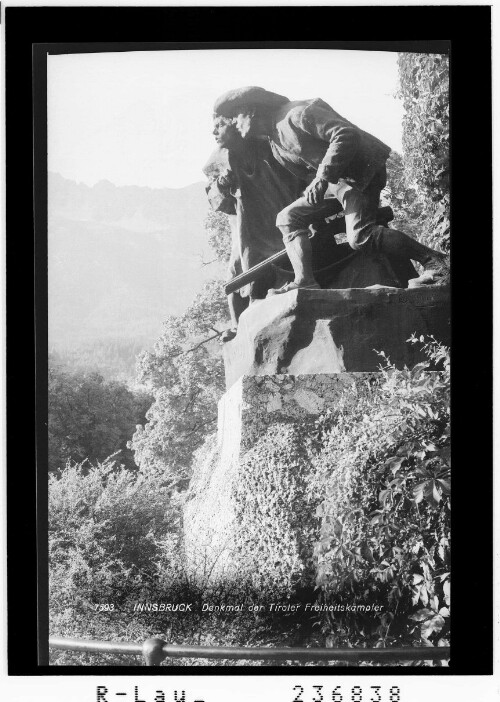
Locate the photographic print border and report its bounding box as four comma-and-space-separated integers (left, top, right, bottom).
7, 4, 492, 677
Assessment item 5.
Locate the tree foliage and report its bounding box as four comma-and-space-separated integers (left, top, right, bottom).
129, 278, 230, 481
204, 209, 232, 265
397, 52, 450, 252
383, 151, 423, 240
48, 364, 151, 472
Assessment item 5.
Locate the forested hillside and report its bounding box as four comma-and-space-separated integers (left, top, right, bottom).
48, 173, 224, 382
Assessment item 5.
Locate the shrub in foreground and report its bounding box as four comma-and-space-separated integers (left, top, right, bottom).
308, 338, 450, 657
49, 459, 184, 648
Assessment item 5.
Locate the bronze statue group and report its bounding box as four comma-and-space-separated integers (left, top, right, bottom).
204, 87, 449, 341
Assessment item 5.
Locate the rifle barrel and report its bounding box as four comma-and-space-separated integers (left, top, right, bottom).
224, 249, 289, 295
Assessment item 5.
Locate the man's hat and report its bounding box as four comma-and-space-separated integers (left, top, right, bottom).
214, 86, 289, 117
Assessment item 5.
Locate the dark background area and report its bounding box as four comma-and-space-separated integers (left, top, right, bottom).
6, 5, 492, 676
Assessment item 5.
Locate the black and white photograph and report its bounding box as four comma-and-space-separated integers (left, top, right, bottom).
3, 3, 494, 697
45, 45, 452, 668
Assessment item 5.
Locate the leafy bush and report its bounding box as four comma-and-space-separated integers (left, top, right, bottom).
308, 338, 450, 658
49, 458, 184, 657
397, 53, 450, 252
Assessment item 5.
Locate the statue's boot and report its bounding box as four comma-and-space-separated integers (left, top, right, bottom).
408, 253, 450, 288
267, 281, 321, 296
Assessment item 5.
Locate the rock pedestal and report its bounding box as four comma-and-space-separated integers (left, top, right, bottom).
223, 286, 450, 389
183, 285, 450, 587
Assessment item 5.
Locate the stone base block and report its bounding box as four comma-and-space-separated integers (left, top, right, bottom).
223, 286, 450, 389
183, 372, 376, 586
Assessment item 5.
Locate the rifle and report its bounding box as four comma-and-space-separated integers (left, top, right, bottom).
224, 205, 394, 296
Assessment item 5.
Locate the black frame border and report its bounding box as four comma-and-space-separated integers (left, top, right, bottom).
6, 4, 492, 677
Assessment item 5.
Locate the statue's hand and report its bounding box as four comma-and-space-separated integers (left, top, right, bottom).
305, 177, 329, 205
218, 169, 236, 189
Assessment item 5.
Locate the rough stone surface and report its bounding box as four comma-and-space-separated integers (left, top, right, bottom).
183, 372, 376, 585
236, 372, 376, 452
223, 286, 450, 389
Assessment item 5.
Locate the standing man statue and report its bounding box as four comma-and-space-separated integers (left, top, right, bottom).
213, 86, 449, 293
203, 113, 305, 339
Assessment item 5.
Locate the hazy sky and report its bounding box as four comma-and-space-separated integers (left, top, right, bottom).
48, 48, 404, 190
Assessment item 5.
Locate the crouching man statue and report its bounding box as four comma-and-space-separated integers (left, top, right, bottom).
213, 86, 449, 294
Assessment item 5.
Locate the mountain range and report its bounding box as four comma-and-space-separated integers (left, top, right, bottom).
48, 173, 224, 357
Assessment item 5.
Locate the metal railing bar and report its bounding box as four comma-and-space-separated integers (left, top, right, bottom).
49, 636, 450, 666
49, 637, 142, 656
